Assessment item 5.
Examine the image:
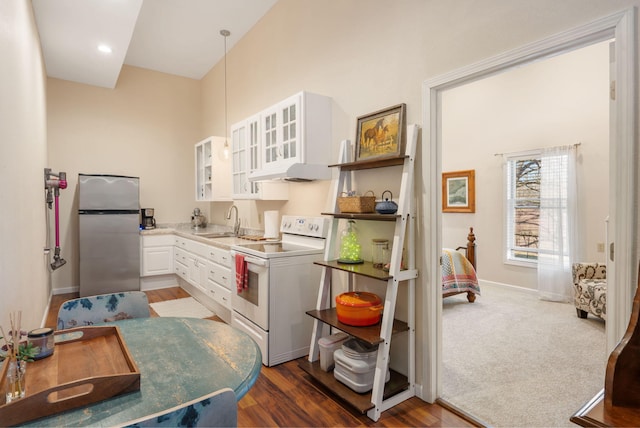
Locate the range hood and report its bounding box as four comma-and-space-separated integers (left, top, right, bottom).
248, 163, 332, 182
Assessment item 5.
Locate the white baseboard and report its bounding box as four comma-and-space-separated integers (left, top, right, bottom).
53, 286, 79, 295
141, 275, 178, 291
52, 275, 179, 295
178, 278, 231, 324
478, 278, 537, 296
414, 383, 425, 401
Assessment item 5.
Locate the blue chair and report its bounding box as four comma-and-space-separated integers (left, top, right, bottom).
117, 388, 237, 428
57, 291, 151, 330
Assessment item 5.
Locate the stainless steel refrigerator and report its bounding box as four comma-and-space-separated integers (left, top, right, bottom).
78, 174, 140, 297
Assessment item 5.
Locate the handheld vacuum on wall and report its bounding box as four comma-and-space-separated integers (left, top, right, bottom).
44, 168, 67, 270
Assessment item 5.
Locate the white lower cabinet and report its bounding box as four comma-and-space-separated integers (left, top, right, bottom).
205, 267, 232, 309
141, 235, 174, 277
188, 254, 208, 293
170, 234, 232, 311
204, 246, 232, 309
143, 233, 233, 316
174, 247, 189, 279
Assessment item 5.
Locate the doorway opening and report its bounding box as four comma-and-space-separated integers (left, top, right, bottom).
420, 6, 637, 423
437, 40, 610, 427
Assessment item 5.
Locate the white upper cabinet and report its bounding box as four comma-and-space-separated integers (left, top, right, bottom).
231, 115, 288, 200
231, 119, 250, 199
249, 91, 332, 182
195, 136, 231, 201
261, 94, 301, 171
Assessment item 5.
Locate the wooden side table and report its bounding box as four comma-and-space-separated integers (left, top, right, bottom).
572, 389, 640, 427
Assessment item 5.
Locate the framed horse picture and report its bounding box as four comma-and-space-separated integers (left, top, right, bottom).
355, 103, 406, 162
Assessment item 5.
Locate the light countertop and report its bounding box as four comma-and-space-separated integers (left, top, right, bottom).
140, 223, 266, 249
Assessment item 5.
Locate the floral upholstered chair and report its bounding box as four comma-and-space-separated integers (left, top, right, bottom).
572, 262, 607, 320
57, 291, 151, 330
118, 388, 237, 428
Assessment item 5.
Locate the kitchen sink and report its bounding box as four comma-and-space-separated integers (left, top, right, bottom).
193, 232, 236, 238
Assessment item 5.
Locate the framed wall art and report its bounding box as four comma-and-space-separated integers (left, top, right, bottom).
442, 170, 476, 213
355, 103, 406, 162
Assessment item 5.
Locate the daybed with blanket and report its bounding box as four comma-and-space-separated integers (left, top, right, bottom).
442, 227, 480, 302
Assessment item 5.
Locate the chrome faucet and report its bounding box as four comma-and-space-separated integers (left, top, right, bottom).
226, 204, 241, 236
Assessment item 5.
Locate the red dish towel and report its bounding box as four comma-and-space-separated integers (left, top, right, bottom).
235, 254, 248, 293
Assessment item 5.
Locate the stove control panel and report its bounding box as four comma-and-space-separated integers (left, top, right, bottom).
280, 215, 329, 238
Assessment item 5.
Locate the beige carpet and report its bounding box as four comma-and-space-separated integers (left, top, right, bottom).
442, 282, 606, 427
149, 297, 214, 319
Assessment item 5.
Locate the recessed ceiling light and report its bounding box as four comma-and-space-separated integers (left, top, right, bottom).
97, 44, 112, 54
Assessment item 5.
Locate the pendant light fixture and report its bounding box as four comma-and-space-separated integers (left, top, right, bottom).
220, 29, 231, 159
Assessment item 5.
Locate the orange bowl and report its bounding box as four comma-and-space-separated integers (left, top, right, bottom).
335, 292, 384, 326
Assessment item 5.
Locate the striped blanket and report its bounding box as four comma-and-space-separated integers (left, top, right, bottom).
441, 248, 480, 295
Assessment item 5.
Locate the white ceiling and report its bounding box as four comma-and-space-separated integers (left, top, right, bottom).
32, 0, 278, 89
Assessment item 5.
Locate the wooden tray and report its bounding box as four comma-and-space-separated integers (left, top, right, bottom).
0, 325, 140, 426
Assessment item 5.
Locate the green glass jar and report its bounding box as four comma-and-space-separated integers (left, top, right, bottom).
338, 220, 363, 263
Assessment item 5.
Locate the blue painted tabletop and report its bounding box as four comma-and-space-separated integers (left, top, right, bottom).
22, 317, 261, 427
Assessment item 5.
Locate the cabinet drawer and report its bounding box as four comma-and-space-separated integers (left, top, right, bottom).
207, 264, 231, 289
142, 234, 175, 247
206, 278, 232, 309
175, 236, 208, 258
174, 257, 188, 279
174, 247, 189, 265
205, 246, 231, 267
174, 236, 188, 249
185, 239, 207, 256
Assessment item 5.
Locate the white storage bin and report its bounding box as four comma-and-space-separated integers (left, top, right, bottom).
333, 348, 389, 393
318, 332, 349, 372
342, 338, 377, 362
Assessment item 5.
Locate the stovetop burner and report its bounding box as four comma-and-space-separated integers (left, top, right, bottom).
236, 242, 285, 254
237, 235, 277, 242
232, 241, 324, 258
231, 215, 329, 259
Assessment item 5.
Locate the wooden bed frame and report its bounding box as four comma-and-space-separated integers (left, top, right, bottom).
443, 227, 477, 303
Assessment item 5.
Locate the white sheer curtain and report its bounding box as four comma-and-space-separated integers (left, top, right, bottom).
537, 145, 580, 302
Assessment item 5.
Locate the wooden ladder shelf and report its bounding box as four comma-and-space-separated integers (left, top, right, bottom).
299, 124, 418, 421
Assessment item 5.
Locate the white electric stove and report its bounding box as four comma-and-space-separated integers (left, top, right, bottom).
230, 215, 329, 366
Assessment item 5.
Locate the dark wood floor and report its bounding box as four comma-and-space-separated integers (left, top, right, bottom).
48, 288, 476, 427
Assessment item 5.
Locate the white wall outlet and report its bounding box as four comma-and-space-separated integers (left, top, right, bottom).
597, 242, 605, 253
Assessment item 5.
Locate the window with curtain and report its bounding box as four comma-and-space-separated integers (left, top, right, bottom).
504, 146, 578, 301
505, 151, 543, 265
505, 150, 574, 264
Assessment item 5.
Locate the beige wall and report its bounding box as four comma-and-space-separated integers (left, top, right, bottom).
0, 1, 49, 330
442, 41, 610, 290
199, 0, 635, 231
47, 66, 202, 291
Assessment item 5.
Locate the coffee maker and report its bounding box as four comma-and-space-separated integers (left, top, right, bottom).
141, 208, 156, 230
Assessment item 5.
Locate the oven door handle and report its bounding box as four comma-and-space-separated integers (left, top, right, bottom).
244, 255, 268, 267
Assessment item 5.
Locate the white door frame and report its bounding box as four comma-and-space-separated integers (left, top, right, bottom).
420, 8, 637, 402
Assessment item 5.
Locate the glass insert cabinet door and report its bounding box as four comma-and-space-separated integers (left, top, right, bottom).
194, 136, 230, 201
261, 94, 301, 169
263, 111, 278, 166
231, 124, 247, 197
247, 118, 260, 195
281, 103, 297, 161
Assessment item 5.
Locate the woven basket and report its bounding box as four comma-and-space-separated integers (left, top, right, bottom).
337, 191, 376, 213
